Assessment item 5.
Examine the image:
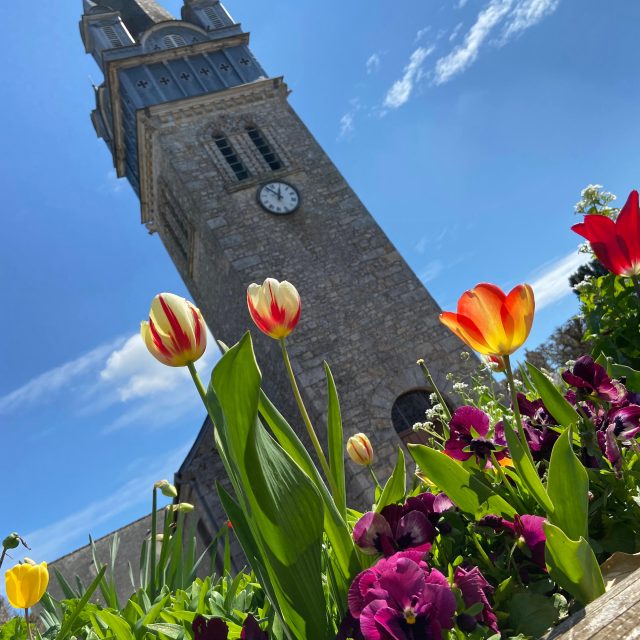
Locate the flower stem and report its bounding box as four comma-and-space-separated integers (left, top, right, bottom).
150, 487, 157, 598
25, 609, 33, 640
368, 464, 382, 491
417, 359, 451, 436
490, 453, 526, 513
187, 362, 208, 405
503, 355, 535, 464
279, 338, 336, 494
632, 275, 640, 300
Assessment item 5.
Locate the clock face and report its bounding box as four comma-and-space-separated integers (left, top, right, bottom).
257, 181, 300, 214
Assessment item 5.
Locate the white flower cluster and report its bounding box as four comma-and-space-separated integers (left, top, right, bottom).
453, 382, 468, 393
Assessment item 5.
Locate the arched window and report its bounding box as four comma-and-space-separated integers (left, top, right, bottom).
204, 6, 225, 29
213, 134, 249, 181
246, 126, 283, 171
391, 390, 440, 447
162, 34, 187, 49
102, 25, 123, 48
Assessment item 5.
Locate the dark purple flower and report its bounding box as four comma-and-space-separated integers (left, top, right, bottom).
453, 566, 498, 633
193, 616, 229, 640
562, 356, 627, 404
353, 492, 453, 556
241, 616, 268, 640
481, 515, 547, 570
349, 552, 456, 640
607, 404, 640, 439
444, 406, 507, 466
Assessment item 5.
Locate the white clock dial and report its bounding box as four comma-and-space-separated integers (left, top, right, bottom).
257, 181, 300, 214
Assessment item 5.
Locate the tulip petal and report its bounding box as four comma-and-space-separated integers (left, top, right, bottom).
457, 284, 509, 354
439, 312, 492, 354
615, 190, 640, 276
502, 284, 535, 354
572, 216, 629, 276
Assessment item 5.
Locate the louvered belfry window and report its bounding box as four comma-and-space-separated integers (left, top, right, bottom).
203, 6, 225, 29
162, 34, 187, 49
246, 127, 282, 171
213, 134, 250, 181
102, 25, 122, 48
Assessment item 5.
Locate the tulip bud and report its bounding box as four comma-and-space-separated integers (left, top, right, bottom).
247, 278, 301, 339
482, 354, 506, 372
141, 293, 207, 367
173, 502, 195, 513
2, 533, 21, 551
347, 433, 374, 466
154, 479, 178, 498
5, 560, 49, 610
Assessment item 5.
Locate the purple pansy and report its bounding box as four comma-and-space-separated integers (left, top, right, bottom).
353, 493, 453, 557
453, 566, 499, 633
562, 356, 627, 404
192, 615, 267, 640
349, 551, 456, 640
480, 514, 547, 569
444, 406, 507, 466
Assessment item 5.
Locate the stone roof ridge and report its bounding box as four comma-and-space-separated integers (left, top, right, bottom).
48, 510, 157, 565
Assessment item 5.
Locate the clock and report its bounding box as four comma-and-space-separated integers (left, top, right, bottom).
257, 181, 300, 214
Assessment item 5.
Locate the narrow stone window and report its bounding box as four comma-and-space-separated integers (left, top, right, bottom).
162, 34, 187, 49
213, 134, 250, 181
203, 6, 225, 29
161, 193, 190, 263
391, 390, 439, 447
102, 25, 122, 48
246, 127, 282, 171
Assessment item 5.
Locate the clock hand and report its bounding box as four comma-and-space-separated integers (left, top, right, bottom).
277, 185, 282, 200
265, 186, 279, 196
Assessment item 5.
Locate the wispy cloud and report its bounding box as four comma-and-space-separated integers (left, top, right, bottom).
500, 0, 560, 41
434, 0, 513, 85
419, 260, 444, 283
449, 21, 464, 42
457, 0, 470, 7
366, 52, 381, 74
338, 99, 362, 140
529, 250, 591, 310
383, 46, 435, 110
0, 337, 126, 415
415, 26, 432, 43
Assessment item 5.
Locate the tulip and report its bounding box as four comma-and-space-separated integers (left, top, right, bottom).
346, 433, 374, 466
572, 190, 640, 278
5, 559, 49, 610
154, 479, 178, 498
247, 278, 301, 339
440, 283, 535, 357
481, 354, 506, 373
141, 293, 206, 367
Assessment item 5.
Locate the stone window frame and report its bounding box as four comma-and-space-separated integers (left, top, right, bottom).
391, 387, 450, 448
157, 184, 194, 276
245, 124, 283, 171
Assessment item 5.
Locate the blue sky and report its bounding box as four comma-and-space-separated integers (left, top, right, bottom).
2, 0, 639, 594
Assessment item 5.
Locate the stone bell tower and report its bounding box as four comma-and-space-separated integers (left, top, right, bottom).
80, 0, 471, 539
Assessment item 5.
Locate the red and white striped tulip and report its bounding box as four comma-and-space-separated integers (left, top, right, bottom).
247, 278, 301, 339
141, 293, 207, 367
347, 433, 374, 466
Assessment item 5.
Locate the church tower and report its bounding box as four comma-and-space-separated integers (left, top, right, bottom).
80, 0, 471, 530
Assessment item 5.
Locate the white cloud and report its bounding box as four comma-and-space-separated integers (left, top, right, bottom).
383, 46, 434, 110
338, 112, 356, 139
419, 260, 444, 283
415, 26, 432, 43
529, 250, 591, 311
1, 444, 191, 573
501, 0, 560, 41
457, 0, 470, 7
366, 52, 381, 74
434, 0, 513, 85
0, 337, 126, 415
449, 21, 464, 41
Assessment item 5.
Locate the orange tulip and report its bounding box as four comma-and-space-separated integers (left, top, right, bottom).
247, 278, 301, 339
440, 283, 535, 356
141, 293, 206, 367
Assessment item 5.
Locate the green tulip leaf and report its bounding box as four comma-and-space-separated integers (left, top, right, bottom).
375, 448, 406, 512
608, 363, 640, 390
409, 445, 516, 518
526, 363, 580, 428
502, 417, 554, 514
324, 362, 347, 519
547, 429, 589, 541
543, 522, 605, 605
208, 333, 329, 639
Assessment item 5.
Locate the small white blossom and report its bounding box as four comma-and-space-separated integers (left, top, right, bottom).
453, 382, 468, 392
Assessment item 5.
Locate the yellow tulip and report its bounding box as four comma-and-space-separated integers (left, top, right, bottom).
5, 560, 49, 609
346, 433, 374, 466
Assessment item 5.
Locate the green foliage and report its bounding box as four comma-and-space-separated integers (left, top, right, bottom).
0, 618, 26, 640
375, 448, 406, 512
525, 363, 580, 428
324, 362, 347, 520
205, 333, 330, 639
